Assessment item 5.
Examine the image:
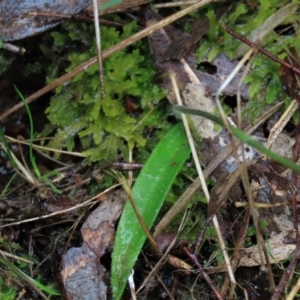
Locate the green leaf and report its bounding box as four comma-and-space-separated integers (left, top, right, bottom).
174, 105, 300, 173
0, 257, 60, 297
0, 276, 16, 300
0, 126, 16, 169
82, 134, 125, 162
20, 271, 60, 296
99, 0, 122, 10
14, 85, 41, 179
111, 123, 190, 300
206, 10, 218, 40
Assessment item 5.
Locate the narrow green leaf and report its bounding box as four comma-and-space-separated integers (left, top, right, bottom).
20, 271, 61, 296
0, 257, 60, 296
99, 0, 123, 10
111, 123, 190, 300
14, 85, 41, 179
174, 105, 300, 173
0, 126, 16, 168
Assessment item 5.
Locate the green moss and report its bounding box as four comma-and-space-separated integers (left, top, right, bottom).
0, 276, 16, 300
42, 20, 167, 163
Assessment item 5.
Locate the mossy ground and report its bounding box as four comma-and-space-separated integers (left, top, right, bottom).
0, 0, 299, 298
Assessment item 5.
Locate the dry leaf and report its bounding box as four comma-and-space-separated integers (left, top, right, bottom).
239, 231, 295, 267
0, 0, 91, 41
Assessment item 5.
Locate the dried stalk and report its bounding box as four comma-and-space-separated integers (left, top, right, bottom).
170, 73, 236, 295
92, 0, 105, 99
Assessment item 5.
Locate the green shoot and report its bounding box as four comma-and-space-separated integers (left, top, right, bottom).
0, 126, 16, 169
41, 172, 62, 194
0, 257, 60, 297
0, 173, 18, 198
0, 276, 16, 300
14, 85, 41, 179
13, 86, 62, 194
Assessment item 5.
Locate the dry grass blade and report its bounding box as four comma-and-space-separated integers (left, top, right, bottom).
216, 46, 276, 292
0, 250, 33, 265
235, 3, 298, 57
170, 73, 236, 297
155, 1, 199, 8
92, 0, 105, 99
113, 171, 160, 253
271, 240, 300, 300
266, 99, 298, 149
0, 184, 121, 229
286, 275, 300, 300
0, 141, 38, 185
5, 135, 86, 157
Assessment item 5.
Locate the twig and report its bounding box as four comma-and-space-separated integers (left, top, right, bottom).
220, 209, 250, 297
194, 215, 214, 254
113, 171, 160, 253
222, 23, 300, 75
183, 246, 223, 300
0, 250, 33, 264
137, 211, 190, 296
0, 184, 121, 228
2, 43, 25, 54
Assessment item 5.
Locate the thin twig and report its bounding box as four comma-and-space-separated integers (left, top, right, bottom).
183, 246, 223, 300
2, 43, 25, 54
222, 23, 300, 75
0, 184, 121, 229
137, 210, 190, 296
